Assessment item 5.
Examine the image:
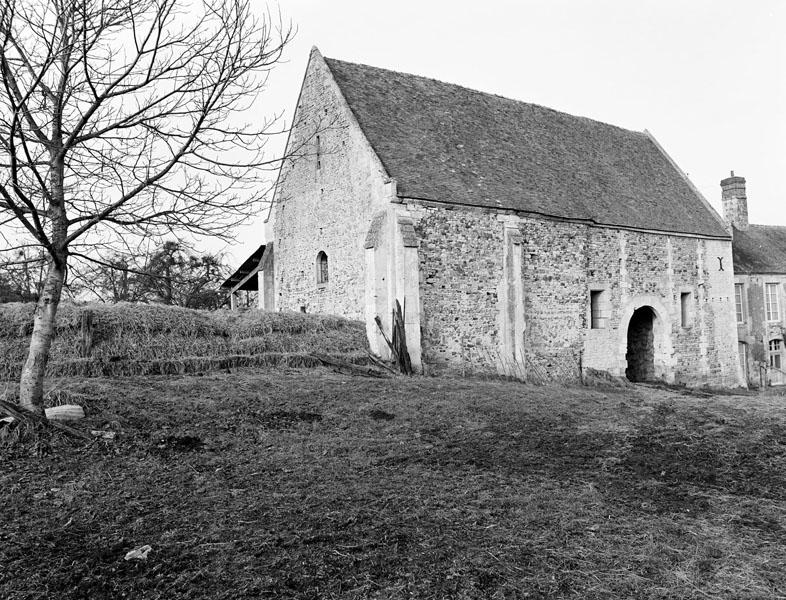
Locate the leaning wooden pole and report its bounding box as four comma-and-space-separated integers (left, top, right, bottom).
374, 299, 413, 375
391, 299, 412, 375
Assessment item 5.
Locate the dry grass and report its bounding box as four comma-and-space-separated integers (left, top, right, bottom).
0, 303, 367, 379
2, 369, 785, 599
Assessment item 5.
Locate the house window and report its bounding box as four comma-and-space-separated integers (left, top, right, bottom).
680, 292, 691, 327
589, 290, 607, 329
765, 283, 780, 321
769, 339, 783, 370
734, 284, 745, 323
316, 251, 329, 285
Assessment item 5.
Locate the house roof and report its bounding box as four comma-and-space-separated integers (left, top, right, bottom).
324, 56, 729, 238
220, 244, 265, 290
732, 225, 786, 274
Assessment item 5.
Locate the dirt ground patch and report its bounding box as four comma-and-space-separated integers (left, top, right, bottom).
2, 370, 785, 599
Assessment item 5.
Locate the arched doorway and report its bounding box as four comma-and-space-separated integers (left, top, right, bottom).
626, 306, 656, 382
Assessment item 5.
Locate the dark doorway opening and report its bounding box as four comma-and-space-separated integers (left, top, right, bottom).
626, 306, 656, 382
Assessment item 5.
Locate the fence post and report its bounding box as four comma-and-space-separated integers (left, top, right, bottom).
78, 310, 94, 358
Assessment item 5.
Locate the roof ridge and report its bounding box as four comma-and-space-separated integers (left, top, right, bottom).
323, 56, 647, 139
746, 223, 786, 229
322, 55, 729, 238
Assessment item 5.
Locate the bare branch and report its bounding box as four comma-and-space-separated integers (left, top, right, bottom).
0, 0, 299, 410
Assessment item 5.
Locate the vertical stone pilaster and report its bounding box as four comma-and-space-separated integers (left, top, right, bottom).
696, 240, 710, 376
498, 221, 526, 378
394, 212, 422, 371
363, 204, 423, 371
364, 210, 390, 359
666, 237, 675, 335
619, 230, 629, 302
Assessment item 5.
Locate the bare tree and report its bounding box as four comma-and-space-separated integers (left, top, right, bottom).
0, 248, 47, 301
0, 0, 292, 413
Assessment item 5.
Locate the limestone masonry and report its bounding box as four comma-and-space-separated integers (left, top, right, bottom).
229, 48, 745, 387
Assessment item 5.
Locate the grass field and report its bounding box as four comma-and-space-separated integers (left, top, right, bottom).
2, 368, 786, 599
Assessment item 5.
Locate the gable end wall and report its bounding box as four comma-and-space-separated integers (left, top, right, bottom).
273, 52, 392, 318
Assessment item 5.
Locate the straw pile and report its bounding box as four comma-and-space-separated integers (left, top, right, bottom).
0, 302, 368, 380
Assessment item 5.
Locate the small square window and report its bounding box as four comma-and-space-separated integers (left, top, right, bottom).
590, 290, 607, 329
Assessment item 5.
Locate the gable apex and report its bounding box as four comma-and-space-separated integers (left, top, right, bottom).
308, 45, 325, 67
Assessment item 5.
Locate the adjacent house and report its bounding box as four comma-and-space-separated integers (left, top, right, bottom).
236, 48, 743, 386
723, 173, 786, 385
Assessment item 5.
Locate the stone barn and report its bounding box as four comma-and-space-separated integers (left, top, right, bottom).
250, 48, 743, 386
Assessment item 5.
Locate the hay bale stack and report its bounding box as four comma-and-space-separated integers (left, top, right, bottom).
0, 303, 368, 380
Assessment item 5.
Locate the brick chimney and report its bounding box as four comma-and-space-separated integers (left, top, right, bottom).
721, 171, 748, 230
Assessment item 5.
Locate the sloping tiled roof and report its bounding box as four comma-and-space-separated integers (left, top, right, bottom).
221, 244, 265, 290
732, 225, 786, 274
324, 57, 729, 238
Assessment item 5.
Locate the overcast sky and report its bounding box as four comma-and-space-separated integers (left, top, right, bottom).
224, 0, 785, 263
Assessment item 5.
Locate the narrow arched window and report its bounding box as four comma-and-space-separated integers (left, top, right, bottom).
316, 251, 329, 285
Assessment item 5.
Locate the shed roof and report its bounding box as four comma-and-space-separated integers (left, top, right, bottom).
732, 226, 786, 274
324, 56, 729, 238
220, 244, 265, 290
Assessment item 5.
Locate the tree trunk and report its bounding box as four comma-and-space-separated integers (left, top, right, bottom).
18, 258, 66, 415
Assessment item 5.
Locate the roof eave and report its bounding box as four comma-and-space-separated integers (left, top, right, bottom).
397, 194, 732, 241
